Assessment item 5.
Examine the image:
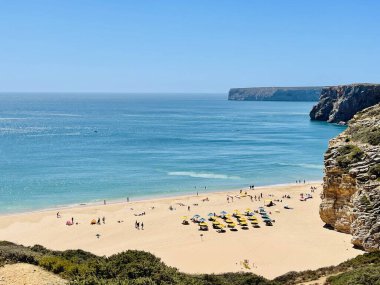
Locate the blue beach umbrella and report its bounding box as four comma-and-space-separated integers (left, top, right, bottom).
192, 214, 200, 219
208, 213, 214, 217
220, 211, 227, 215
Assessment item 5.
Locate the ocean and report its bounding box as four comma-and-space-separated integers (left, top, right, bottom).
0, 93, 345, 213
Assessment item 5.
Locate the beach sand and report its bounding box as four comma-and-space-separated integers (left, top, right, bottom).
0, 182, 361, 279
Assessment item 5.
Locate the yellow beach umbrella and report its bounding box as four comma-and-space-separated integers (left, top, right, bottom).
225, 219, 234, 224
228, 223, 236, 228
181, 216, 188, 220
199, 222, 208, 226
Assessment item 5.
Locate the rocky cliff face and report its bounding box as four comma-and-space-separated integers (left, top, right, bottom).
320, 104, 380, 251
228, 87, 322, 101
310, 83, 380, 124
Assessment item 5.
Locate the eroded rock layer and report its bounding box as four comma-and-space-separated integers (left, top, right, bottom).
320, 104, 380, 251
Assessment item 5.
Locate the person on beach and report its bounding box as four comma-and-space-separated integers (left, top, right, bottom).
97, 218, 101, 225
102, 216, 105, 224
141, 222, 144, 230
71, 217, 74, 224
188, 206, 190, 211
104, 200, 106, 205
227, 197, 229, 203
135, 220, 138, 229
127, 197, 129, 202
56, 212, 60, 218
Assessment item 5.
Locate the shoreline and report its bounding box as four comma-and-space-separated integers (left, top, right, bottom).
0, 180, 322, 217
0, 181, 361, 279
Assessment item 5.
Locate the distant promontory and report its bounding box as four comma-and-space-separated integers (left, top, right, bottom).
228, 86, 323, 101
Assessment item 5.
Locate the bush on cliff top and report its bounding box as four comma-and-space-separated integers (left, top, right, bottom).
369, 164, 380, 178
350, 126, 380, 146
336, 144, 364, 169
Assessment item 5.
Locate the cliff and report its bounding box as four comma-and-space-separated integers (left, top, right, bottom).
228, 87, 322, 101
310, 83, 380, 124
320, 103, 380, 251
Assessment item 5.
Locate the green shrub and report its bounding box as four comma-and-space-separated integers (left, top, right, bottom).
336, 145, 364, 169
367, 130, 380, 146
327, 266, 380, 285
369, 164, 380, 178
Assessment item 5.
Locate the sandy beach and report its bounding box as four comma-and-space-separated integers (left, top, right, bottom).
0, 182, 362, 279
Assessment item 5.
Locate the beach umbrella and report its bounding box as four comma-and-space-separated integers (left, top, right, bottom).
199, 222, 208, 226
208, 213, 214, 217
199, 218, 206, 222
228, 223, 236, 228
220, 211, 227, 215
181, 216, 188, 220
246, 208, 252, 212
225, 219, 234, 224
192, 214, 200, 219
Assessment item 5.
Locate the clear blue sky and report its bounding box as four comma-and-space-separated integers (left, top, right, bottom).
0, 0, 379, 93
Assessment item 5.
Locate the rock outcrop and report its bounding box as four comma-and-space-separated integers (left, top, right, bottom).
320, 103, 380, 251
228, 87, 322, 101
310, 83, 380, 124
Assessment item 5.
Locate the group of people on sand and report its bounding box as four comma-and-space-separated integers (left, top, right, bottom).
310, 186, 317, 193
135, 220, 144, 230
296, 180, 306, 184
300, 193, 313, 201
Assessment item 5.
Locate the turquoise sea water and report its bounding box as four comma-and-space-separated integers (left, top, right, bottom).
0, 93, 345, 213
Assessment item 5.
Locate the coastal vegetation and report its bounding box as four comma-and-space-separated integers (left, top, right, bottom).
1, 241, 380, 285
336, 144, 364, 169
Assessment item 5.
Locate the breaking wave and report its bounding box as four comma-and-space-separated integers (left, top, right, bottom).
168, 171, 240, 180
